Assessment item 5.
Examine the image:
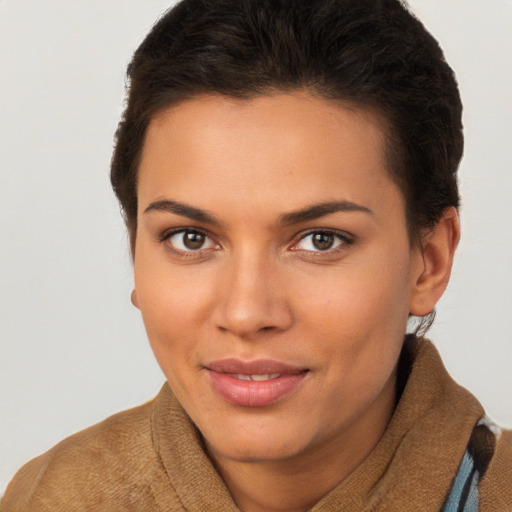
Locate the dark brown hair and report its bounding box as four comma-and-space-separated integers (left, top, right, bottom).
111, 0, 463, 247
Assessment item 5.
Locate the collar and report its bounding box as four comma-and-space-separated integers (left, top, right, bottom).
151, 338, 484, 511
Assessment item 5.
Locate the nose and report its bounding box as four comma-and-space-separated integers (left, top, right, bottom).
212, 251, 294, 339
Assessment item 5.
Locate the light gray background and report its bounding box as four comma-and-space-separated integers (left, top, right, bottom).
1, 0, 511, 492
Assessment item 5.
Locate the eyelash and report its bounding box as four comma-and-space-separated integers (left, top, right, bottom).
158, 228, 354, 258
158, 228, 220, 259
291, 229, 354, 256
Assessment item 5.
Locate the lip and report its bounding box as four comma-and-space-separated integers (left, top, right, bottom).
205, 359, 309, 407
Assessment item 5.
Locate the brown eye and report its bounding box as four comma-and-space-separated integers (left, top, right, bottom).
183, 231, 205, 250
167, 230, 218, 252
294, 231, 348, 252
312, 232, 334, 250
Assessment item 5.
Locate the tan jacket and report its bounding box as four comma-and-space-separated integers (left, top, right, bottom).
3, 339, 511, 511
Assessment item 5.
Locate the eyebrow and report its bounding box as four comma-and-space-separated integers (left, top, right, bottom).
144, 200, 222, 226
145, 199, 372, 226
278, 200, 373, 225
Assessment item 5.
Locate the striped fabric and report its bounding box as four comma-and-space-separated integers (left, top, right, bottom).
442, 417, 501, 512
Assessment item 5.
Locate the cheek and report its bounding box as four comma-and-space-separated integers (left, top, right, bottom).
297, 258, 411, 412
300, 260, 411, 339
133, 254, 213, 364
294, 247, 413, 394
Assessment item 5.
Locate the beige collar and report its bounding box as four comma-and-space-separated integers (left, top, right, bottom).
151, 339, 484, 511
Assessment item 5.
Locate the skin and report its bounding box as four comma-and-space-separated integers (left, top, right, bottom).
132, 93, 459, 512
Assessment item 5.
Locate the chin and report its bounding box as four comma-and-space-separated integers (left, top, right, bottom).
207, 435, 309, 464
200, 415, 317, 464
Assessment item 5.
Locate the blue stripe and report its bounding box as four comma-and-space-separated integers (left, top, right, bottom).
441, 451, 479, 512
461, 469, 479, 512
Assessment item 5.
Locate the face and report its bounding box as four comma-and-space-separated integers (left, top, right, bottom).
133, 93, 424, 465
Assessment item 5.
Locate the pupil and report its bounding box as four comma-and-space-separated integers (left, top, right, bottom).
313, 233, 334, 250
184, 232, 205, 250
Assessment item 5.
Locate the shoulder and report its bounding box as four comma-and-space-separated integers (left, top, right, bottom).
479, 427, 512, 511
2, 392, 177, 511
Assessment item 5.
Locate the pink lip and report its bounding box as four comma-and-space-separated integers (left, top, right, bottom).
205, 359, 309, 408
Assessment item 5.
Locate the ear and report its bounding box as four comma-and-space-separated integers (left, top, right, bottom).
131, 289, 140, 309
409, 206, 460, 316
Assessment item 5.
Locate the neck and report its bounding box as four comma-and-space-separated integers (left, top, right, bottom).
208, 376, 397, 512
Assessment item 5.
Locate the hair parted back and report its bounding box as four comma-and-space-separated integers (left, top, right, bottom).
111, 0, 463, 246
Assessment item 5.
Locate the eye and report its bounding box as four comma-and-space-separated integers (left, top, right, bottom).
165, 229, 218, 252
294, 231, 349, 252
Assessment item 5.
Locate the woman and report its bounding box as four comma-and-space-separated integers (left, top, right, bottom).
3, 0, 511, 510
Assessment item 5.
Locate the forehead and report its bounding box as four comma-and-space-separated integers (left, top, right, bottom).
147, 93, 389, 154
137, 93, 403, 222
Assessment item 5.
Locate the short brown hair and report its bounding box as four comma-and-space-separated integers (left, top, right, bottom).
111, 0, 462, 246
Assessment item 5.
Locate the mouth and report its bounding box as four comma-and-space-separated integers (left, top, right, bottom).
228, 373, 282, 381
204, 359, 309, 407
